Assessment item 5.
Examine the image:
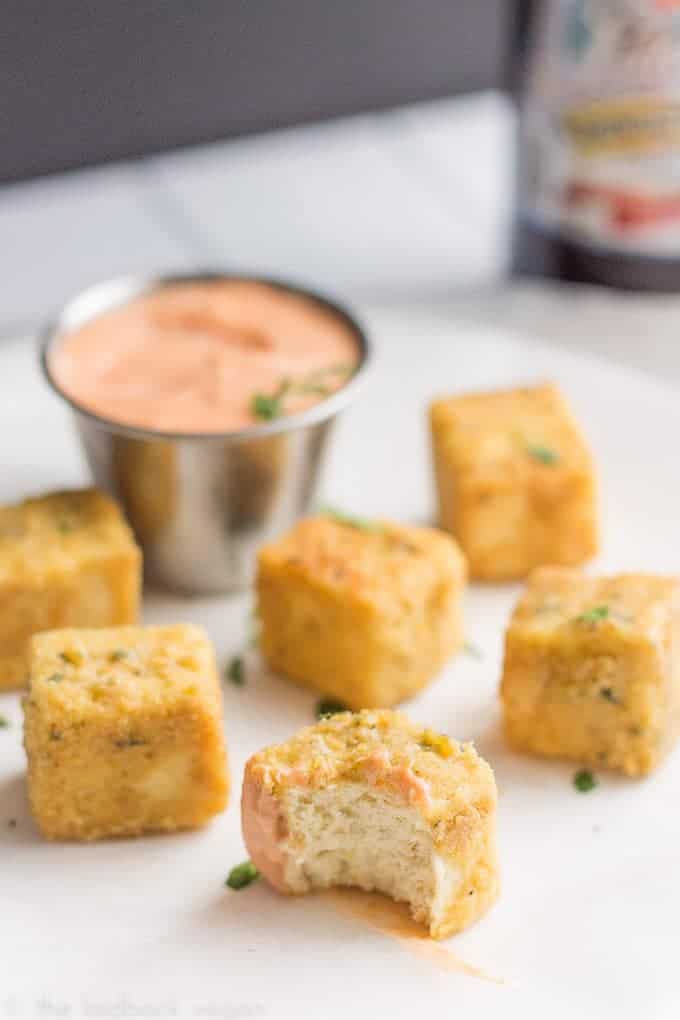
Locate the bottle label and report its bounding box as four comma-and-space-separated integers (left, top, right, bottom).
521, 0, 680, 254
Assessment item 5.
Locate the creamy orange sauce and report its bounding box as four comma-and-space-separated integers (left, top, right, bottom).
323, 890, 503, 982
52, 280, 360, 434
241, 771, 289, 893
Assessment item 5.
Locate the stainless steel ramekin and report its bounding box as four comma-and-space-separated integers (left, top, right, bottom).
40, 272, 371, 595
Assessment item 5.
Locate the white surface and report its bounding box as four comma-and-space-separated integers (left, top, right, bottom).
420, 280, 680, 384
0, 165, 196, 335
0, 92, 512, 331
2, 309, 680, 1020
5, 88, 680, 387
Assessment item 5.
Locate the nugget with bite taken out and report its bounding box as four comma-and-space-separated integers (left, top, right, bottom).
241, 710, 499, 939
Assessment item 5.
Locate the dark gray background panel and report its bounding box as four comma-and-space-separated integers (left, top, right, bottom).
1, 0, 512, 183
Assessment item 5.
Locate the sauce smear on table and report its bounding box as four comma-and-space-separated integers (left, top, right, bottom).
323, 889, 503, 982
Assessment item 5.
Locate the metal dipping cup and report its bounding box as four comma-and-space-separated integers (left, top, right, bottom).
40, 273, 371, 595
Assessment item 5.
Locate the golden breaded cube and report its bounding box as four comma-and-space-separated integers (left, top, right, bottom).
501, 568, 680, 776
23, 625, 229, 840
430, 383, 598, 580
0, 489, 141, 690
257, 515, 466, 709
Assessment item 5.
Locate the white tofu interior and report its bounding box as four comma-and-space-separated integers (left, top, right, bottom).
282, 782, 460, 928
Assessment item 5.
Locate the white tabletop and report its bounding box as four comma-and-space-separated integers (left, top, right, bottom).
4, 313, 680, 1020
0, 92, 510, 334
4, 90, 680, 382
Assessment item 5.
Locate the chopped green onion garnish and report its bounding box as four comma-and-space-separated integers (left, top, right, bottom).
316, 697, 349, 719
227, 656, 245, 687
574, 769, 597, 793
574, 606, 610, 624
526, 444, 559, 465
251, 366, 353, 423
251, 392, 283, 421
318, 506, 380, 532
226, 860, 260, 890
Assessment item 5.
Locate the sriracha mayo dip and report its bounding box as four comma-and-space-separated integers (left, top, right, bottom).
51, 279, 361, 434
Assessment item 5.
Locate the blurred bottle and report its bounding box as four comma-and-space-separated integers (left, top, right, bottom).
513, 0, 680, 290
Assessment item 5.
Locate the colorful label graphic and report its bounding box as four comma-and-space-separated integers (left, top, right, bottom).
520, 0, 680, 253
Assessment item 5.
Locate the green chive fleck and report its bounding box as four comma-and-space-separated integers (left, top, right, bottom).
227, 656, 245, 687
226, 860, 260, 890
526, 444, 559, 466
574, 769, 597, 793
318, 506, 380, 533
110, 649, 128, 662
57, 519, 73, 534
575, 606, 610, 625
47, 673, 64, 684
0, 715, 8, 728
251, 365, 354, 422
316, 697, 349, 719
251, 378, 294, 421
252, 392, 283, 421
463, 641, 483, 660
